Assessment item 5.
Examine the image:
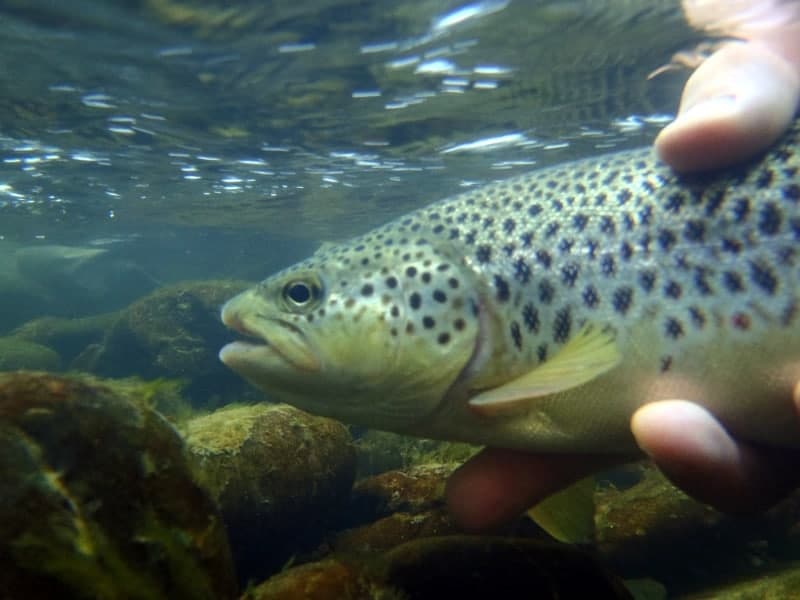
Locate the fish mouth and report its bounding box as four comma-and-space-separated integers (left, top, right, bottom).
219, 302, 320, 373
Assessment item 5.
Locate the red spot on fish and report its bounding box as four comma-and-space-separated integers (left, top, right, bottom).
731, 312, 751, 330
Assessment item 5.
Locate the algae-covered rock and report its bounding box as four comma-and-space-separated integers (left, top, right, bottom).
595, 465, 800, 594
241, 557, 402, 600
679, 561, 800, 599
0, 336, 61, 371
12, 312, 118, 366
329, 508, 461, 555
86, 280, 251, 405
248, 535, 632, 600
350, 463, 457, 520
183, 403, 356, 583
0, 371, 237, 599
354, 429, 478, 478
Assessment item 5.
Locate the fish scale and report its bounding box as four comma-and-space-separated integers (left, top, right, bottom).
220, 123, 800, 454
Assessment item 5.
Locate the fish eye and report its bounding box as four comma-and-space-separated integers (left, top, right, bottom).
285, 281, 311, 305
282, 278, 322, 310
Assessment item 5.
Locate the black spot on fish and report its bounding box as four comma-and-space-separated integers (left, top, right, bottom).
586, 239, 599, 259
510, 321, 522, 350
561, 262, 580, 287
465, 231, 476, 245
503, 218, 516, 234
432, 224, 444, 234
537, 344, 548, 362
423, 316, 436, 329
664, 281, 682, 299
749, 260, 778, 295
599, 216, 615, 235
558, 238, 574, 254
665, 192, 685, 213
693, 268, 713, 296
448, 277, 459, 289
638, 205, 653, 226
756, 168, 774, 189
600, 254, 616, 277
732, 198, 750, 223
658, 229, 677, 252
528, 204, 542, 217
437, 332, 450, 345
664, 317, 684, 339
617, 189, 632, 205
572, 214, 589, 232
390, 305, 400, 318
622, 213, 635, 231
409, 292, 422, 309
545, 222, 560, 238
758, 202, 782, 236
433, 290, 447, 303
421, 272, 432, 284
683, 220, 705, 242
582, 285, 599, 309
619, 241, 633, 261
406, 322, 415, 334
536, 250, 552, 269
520, 231, 534, 248
454, 318, 466, 331
494, 275, 511, 303
688, 306, 706, 329
638, 270, 656, 293
475, 245, 492, 264
386, 276, 398, 289
513, 258, 531, 284
361, 284, 374, 297
612, 286, 633, 314
406, 266, 417, 278
553, 307, 572, 344
660, 355, 673, 373
523, 303, 539, 332
360, 257, 369, 266
722, 238, 743, 254
704, 189, 725, 217
783, 183, 800, 201
722, 271, 744, 293
539, 280, 555, 305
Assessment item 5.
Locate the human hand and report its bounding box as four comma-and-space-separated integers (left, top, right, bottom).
446, 393, 800, 531
655, 0, 800, 172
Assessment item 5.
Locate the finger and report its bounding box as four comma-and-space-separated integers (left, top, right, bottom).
445, 447, 619, 531
655, 41, 800, 173
631, 400, 800, 513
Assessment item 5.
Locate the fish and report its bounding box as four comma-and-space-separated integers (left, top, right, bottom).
219, 122, 800, 456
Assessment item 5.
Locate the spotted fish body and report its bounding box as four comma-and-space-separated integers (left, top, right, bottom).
220, 123, 800, 454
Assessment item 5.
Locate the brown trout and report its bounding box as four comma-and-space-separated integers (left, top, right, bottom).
220, 124, 800, 454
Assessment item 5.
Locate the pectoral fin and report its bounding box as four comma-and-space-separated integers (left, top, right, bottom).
468, 324, 620, 416
527, 476, 596, 543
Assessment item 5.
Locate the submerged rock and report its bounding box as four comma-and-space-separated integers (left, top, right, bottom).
596, 464, 800, 595
246, 535, 632, 600
328, 508, 461, 555
0, 371, 237, 599
12, 313, 118, 367
86, 280, 251, 405
0, 337, 61, 371
183, 403, 356, 583
349, 462, 457, 523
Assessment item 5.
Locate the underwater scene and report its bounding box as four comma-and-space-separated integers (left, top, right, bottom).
1, 0, 799, 597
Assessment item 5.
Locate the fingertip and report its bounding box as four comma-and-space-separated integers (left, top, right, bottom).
655, 42, 800, 173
